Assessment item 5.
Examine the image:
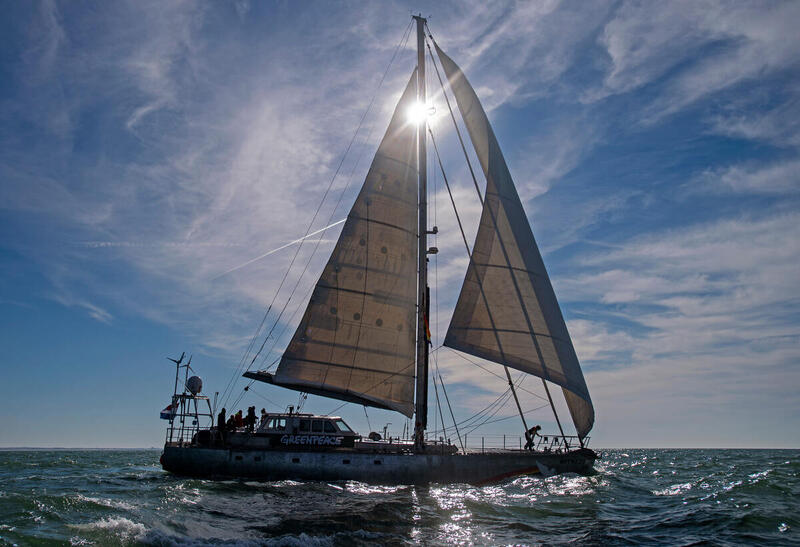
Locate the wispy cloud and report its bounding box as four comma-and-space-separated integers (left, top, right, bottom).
698, 159, 800, 195
1, 0, 798, 446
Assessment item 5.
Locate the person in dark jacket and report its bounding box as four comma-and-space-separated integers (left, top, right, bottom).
246, 406, 257, 433
235, 410, 244, 428
524, 425, 542, 450
217, 408, 226, 443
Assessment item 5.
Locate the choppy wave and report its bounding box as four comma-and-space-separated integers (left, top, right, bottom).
0, 449, 797, 545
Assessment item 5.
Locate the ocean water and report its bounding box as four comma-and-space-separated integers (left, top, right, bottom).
0, 449, 797, 546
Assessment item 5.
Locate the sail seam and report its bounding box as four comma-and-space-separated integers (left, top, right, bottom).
286, 338, 412, 359
447, 325, 571, 342
315, 283, 415, 304
347, 214, 417, 236
432, 43, 555, 385
472, 263, 546, 278
281, 357, 416, 377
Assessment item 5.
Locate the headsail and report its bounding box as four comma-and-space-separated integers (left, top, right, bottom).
434, 44, 594, 438
245, 70, 419, 417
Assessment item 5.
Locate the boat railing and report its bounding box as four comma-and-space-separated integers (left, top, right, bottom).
460, 433, 590, 454
164, 394, 213, 446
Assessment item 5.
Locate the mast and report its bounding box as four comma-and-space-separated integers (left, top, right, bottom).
413, 14, 429, 449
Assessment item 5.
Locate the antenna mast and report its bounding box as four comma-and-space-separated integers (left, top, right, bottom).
413, 14, 429, 450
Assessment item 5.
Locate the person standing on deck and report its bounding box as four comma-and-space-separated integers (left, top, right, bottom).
217, 408, 226, 443
235, 410, 243, 429
246, 406, 256, 433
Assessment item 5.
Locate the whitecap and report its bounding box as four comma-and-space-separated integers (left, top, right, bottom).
653, 482, 692, 496
748, 469, 770, 480
75, 494, 136, 511
70, 517, 147, 541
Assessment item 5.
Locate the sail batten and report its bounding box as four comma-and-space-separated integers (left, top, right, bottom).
260, 70, 420, 418
434, 43, 595, 438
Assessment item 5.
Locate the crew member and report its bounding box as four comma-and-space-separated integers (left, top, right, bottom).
235, 410, 244, 429
217, 408, 226, 443
524, 425, 542, 450
246, 406, 256, 433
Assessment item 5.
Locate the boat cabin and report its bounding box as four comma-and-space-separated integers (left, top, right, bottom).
257, 413, 355, 438
221, 412, 358, 450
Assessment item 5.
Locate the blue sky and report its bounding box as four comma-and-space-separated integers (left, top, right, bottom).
1, 0, 798, 448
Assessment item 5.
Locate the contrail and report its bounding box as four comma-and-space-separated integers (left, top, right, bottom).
213, 218, 346, 280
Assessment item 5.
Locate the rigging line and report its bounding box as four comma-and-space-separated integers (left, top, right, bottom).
431, 359, 445, 440
229, 379, 256, 411
212, 219, 346, 280
253, 257, 320, 372
463, 402, 552, 434
426, 385, 512, 436
247, 386, 283, 410
443, 346, 548, 403
426, 29, 571, 446
429, 373, 527, 436
223, 20, 414, 406
363, 406, 372, 432
250, 21, 416, 378
427, 127, 536, 429
428, 86, 444, 442
436, 369, 465, 452
462, 388, 516, 436
426, 105, 467, 451
323, 345, 445, 417
459, 374, 526, 435
426, 88, 536, 440
424, 31, 483, 206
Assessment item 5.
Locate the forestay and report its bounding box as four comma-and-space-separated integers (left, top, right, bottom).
251, 70, 420, 417
435, 44, 594, 439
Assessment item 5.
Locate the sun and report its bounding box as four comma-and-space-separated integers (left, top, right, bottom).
407, 101, 436, 125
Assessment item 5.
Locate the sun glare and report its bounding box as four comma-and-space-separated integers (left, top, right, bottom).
407, 101, 435, 125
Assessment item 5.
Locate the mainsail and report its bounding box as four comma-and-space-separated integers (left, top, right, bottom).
435, 44, 595, 439
246, 70, 420, 417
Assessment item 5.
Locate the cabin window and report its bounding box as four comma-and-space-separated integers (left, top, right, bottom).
276, 418, 286, 430
324, 422, 336, 433
335, 419, 353, 433
299, 420, 310, 432
311, 420, 323, 433
265, 418, 275, 429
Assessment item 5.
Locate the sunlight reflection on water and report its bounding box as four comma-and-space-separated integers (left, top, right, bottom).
0, 449, 797, 545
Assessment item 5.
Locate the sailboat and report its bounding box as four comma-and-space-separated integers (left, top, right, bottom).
160, 16, 597, 485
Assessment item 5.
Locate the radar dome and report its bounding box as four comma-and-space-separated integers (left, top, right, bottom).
186, 376, 203, 395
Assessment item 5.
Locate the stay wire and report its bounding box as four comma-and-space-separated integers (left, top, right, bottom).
427, 100, 464, 452
443, 346, 548, 403
427, 27, 568, 443
247, 18, 414, 374
222, 20, 414, 407
323, 345, 444, 417
251, 20, 415, 375
427, 375, 528, 437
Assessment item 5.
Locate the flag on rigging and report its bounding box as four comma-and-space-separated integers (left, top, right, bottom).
160, 404, 176, 420
423, 313, 432, 344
